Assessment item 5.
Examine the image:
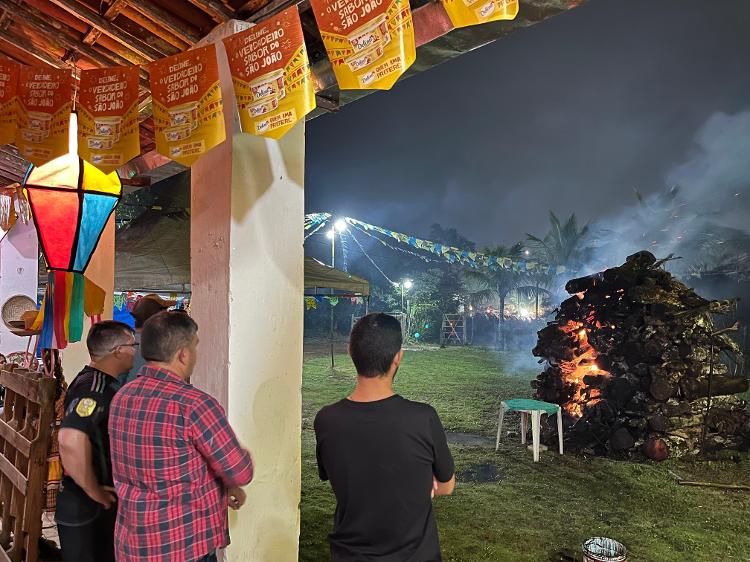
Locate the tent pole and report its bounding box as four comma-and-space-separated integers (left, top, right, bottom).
330, 304, 335, 370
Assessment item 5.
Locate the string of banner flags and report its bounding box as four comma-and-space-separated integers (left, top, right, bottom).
304, 213, 565, 276
0, 0, 518, 172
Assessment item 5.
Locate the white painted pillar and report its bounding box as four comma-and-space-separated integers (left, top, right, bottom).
0, 220, 39, 356
191, 22, 304, 562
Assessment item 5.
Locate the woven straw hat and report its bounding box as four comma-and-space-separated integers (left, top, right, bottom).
1, 295, 40, 336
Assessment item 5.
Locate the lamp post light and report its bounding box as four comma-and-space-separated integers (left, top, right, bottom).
327, 219, 348, 268
327, 219, 348, 370
399, 279, 413, 312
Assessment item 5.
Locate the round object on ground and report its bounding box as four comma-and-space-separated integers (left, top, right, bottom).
609, 427, 635, 451
582, 537, 627, 562
643, 437, 669, 461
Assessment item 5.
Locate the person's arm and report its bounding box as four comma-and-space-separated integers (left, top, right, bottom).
313, 412, 329, 482
58, 428, 116, 508
433, 475, 456, 496
189, 394, 254, 490
429, 407, 456, 497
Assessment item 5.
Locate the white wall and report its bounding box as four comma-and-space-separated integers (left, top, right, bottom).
0, 221, 39, 356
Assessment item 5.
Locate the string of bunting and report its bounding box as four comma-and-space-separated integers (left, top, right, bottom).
305, 295, 364, 310
345, 217, 565, 275
348, 222, 444, 265
347, 227, 399, 286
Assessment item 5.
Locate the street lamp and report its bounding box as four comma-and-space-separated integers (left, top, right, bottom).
399, 279, 413, 312
327, 220, 348, 268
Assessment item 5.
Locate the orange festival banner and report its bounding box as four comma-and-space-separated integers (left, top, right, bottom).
0, 61, 19, 146
78, 67, 141, 173
441, 0, 518, 29
223, 6, 316, 139
147, 45, 225, 167
16, 67, 72, 166
309, 0, 416, 90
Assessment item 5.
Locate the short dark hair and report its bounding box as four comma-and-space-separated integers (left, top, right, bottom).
131, 298, 168, 329
349, 313, 402, 377
87, 321, 134, 359
141, 311, 198, 362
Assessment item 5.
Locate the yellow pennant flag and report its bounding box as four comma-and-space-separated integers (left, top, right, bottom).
223, 5, 316, 139
441, 0, 518, 29
148, 46, 226, 167
0, 60, 19, 146
310, 0, 416, 90
16, 67, 72, 166
78, 67, 141, 173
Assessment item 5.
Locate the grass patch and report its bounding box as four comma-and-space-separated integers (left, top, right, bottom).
300, 347, 750, 561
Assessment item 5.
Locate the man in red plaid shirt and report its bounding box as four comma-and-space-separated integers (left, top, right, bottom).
109, 311, 254, 562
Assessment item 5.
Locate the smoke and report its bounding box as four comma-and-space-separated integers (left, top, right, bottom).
581, 110, 750, 278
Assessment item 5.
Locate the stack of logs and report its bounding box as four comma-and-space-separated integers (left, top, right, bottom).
532, 251, 749, 459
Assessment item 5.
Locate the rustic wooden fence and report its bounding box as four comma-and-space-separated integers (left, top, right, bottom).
0, 366, 56, 562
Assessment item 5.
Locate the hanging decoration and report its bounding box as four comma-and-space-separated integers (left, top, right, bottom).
0, 177, 31, 242
310, 0, 416, 90
16, 67, 73, 167
304, 296, 318, 310
344, 216, 564, 274
223, 5, 316, 139
441, 0, 518, 29
148, 45, 225, 166
0, 60, 19, 145
24, 114, 120, 349
78, 67, 141, 173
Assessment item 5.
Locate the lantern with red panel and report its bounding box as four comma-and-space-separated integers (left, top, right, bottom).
24, 114, 122, 349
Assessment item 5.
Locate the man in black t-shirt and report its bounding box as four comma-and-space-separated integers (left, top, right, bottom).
56, 321, 137, 562
315, 313, 456, 562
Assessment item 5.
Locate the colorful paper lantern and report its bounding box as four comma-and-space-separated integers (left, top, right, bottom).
24, 114, 120, 348
24, 119, 121, 273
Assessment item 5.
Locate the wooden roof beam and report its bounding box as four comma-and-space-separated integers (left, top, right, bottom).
0, 30, 67, 69
119, 6, 191, 50
124, 1, 201, 45
81, 0, 126, 46
0, 0, 149, 88
46, 0, 164, 61
188, 0, 233, 23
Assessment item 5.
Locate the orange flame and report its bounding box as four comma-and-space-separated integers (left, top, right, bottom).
558, 320, 610, 418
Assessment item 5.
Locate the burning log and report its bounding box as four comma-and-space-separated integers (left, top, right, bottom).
533, 251, 749, 459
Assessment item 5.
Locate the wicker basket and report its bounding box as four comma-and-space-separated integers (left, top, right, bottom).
1, 295, 38, 334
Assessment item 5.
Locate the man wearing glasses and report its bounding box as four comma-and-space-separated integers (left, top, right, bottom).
56, 321, 137, 562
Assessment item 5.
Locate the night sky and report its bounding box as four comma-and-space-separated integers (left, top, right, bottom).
305, 0, 750, 248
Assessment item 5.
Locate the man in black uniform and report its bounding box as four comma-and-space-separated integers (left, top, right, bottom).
56, 321, 137, 562
314, 313, 456, 562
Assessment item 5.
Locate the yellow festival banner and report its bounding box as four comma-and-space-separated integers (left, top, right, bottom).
441, 0, 518, 28
147, 45, 225, 167
0, 61, 19, 146
310, 0, 416, 90
16, 67, 72, 166
78, 67, 141, 173
222, 6, 315, 139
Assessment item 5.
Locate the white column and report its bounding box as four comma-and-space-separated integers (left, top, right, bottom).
191, 21, 304, 561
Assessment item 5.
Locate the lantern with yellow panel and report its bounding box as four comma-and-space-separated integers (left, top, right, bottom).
24, 114, 121, 349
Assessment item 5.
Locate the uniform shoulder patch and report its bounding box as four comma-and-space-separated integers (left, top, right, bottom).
75, 397, 97, 417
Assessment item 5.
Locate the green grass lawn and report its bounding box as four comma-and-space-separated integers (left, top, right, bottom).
300, 347, 750, 562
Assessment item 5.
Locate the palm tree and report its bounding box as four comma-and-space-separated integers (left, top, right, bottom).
526, 211, 590, 271
464, 242, 525, 348
526, 212, 591, 303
